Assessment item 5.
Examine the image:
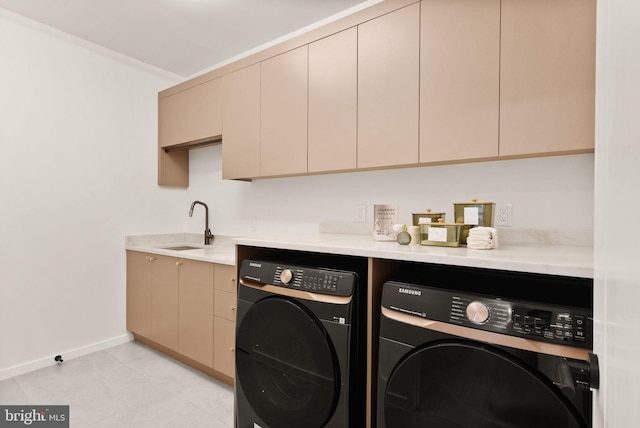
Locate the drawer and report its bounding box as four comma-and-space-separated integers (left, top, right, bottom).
214, 317, 236, 379
214, 289, 237, 321
214, 264, 237, 292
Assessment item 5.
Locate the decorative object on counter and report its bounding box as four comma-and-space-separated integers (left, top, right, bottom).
419, 218, 466, 247
454, 199, 495, 244
412, 209, 445, 226
467, 227, 500, 250
374, 204, 399, 241
396, 225, 411, 245
407, 225, 420, 246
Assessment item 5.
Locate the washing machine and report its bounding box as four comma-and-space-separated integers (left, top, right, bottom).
377, 265, 599, 428
236, 257, 367, 428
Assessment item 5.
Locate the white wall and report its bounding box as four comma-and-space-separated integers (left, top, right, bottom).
593, 0, 640, 427
184, 146, 594, 245
0, 11, 184, 377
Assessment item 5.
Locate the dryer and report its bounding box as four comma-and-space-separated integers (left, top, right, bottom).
236, 257, 367, 428
377, 265, 599, 428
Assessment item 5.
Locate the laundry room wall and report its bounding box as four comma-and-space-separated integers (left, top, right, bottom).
184, 146, 595, 246
0, 10, 185, 378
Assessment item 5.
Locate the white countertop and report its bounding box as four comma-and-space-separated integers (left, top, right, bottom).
233, 233, 594, 278
125, 233, 235, 265
125, 232, 594, 278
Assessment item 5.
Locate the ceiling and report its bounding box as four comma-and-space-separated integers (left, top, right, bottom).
0, 0, 376, 78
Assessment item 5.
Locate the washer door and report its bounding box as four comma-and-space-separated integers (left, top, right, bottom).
384, 341, 588, 428
236, 296, 340, 428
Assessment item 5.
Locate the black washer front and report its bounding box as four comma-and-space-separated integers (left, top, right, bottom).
384, 340, 588, 428
236, 296, 340, 428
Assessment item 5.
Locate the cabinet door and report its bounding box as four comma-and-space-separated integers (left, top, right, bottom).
260, 46, 308, 177
308, 28, 358, 173
158, 78, 222, 148
420, 0, 500, 162
358, 3, 420, 169
214, 289, 237, 322
150, 255, 180, 350
178, 260, 214, 368
214, 317, 236, 379
126, 251, 152, 337
499, 0, 596, 156
222, 64, 261, 179
214, 264, 236, 293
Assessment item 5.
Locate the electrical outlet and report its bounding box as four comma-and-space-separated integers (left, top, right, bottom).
497, 204, 513, 227
357, 204, 367, 222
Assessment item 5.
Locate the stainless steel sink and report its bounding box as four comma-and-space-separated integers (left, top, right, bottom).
163, 245, 201, 251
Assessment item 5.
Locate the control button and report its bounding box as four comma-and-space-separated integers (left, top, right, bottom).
466, 301, 490, 325
280, 269, 294, 284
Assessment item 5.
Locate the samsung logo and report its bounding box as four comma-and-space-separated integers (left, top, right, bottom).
399, 288, 421, 296
249, 262, 262, 268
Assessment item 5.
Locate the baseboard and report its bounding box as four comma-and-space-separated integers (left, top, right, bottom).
0, 334, 133, 381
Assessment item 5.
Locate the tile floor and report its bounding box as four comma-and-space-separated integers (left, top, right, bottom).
0, 341, 234, 427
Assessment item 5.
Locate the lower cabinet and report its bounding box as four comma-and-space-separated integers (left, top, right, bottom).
126, 251, 236, 383
178, 259, 214, 367
213, 264, 237, 378
126, 252, 179, 351
150, 255, 180, 350
213, 318, 235, 378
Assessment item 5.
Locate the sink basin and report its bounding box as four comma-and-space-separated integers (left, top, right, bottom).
163, 245, 202, 251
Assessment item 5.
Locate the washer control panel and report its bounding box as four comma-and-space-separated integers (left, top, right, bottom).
511, 305, 588, 345
240, 259, 356, 297
382, 279, 593, 350
449, 294, 591, 348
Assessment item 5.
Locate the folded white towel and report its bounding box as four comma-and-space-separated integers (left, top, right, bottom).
467, 227, 499, 250
467, 240, 494, 250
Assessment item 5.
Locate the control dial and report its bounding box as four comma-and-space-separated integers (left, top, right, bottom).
280, 269, 294, 285
466, 301, 490, 325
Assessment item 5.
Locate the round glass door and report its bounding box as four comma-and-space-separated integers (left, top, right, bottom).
384, 341, 588, 428
236, 296, 340, 428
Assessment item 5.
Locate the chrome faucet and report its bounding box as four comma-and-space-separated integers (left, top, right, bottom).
189, 201, 214, 245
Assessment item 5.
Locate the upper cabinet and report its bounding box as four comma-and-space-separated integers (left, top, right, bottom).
157, 77, 222, 187
499, 0, 596, 157
222, 64, 261, 180
159, 78, 222, 148
419, 0, 500, 163
260, 46, 309, 177
357, 3, 420, 169
308, 28, 358, 173
157, 0, 595, 184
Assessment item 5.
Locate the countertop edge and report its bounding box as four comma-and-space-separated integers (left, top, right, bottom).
123, 233, 594, 278
232, 235, 594, 279
125, 234, 235, 266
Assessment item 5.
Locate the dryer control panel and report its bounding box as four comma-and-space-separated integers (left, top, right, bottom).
240, 259, 357, 297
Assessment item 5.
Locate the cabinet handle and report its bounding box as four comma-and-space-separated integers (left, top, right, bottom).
230, 306, 236, 311
230, 347, 235, 352
176, 261, 183, 266
231, 278, 236, 283
147, 256, 157, 261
